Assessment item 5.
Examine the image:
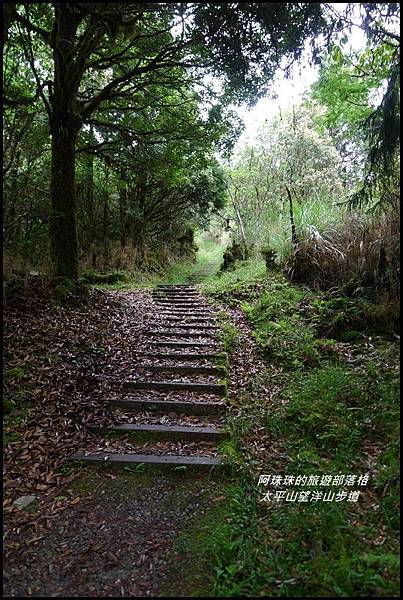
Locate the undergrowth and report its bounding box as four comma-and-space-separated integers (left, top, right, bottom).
202, 258, 400, 597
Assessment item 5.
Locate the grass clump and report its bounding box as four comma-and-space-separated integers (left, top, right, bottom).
219, 321, 240, 355
202, 259, 268, 298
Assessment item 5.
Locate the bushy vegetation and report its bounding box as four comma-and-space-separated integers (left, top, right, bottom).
223, 6, 399, 299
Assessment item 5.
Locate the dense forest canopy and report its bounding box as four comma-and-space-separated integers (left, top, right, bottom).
2, 2, 400, 289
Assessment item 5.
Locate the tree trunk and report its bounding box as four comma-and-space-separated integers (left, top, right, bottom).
119, 185, 128, 248
285, 184, 299, 251
48, 4, 82, 279
85, 147, 97, 267
231, 191, 248, 259
49, 121, 79, 279
102, 190, 110, 269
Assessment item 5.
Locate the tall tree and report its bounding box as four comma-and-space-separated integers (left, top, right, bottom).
5, 2, 329, 278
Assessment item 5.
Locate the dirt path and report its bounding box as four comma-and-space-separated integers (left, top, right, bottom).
4, 275, 231, 597
4, 469, 228, 597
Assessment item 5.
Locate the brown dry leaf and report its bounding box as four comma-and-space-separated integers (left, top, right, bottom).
213, 495, 225, 503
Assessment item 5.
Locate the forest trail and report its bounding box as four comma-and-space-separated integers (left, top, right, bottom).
4, 267, 233, 598
70, 282, 228, 469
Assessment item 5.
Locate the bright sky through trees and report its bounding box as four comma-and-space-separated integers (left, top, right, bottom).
234, 3, 368, 152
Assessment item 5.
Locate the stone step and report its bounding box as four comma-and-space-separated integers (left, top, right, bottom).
157, 323, 219, 330
154, 293, 201, 297
156, 285, 195, 291
128, 380, 226, 395
150, 341, 217, 348
152, 291, 198, 296
143, 364, 224, 375
164, 316, 217, 323
153, 292, 198, 296
156, 308, 208, 313
158, 311, 213, 317
162, 321, 218, 327
155, 305, 206, 310
144, 352, 225, 360
153, 297, 200, 302
148, 330, 216, 338
70, 452, 223, 469
154, 302, 207, 308
110, 397, 226, 415
89, 423, 228, 442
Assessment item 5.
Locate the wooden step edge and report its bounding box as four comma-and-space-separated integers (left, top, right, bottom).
163, 317, 218, 323
158, 324, 219, 329
157, 312, 214, 317
152, 295, 199, 299
153, 288, 198, 292
154, 298, 203, 302
152, 292, 199, 296
70, 452, 223, 468
88, 423, 228, 441
128, 381, 226, 396
142, 352, 226, 360
157, 308, 212, 312
154, 303, 208, 308
143, 365, 223, 375
110, 398, 226, 415
150, 341, 218, 348
148, 331, 216, 338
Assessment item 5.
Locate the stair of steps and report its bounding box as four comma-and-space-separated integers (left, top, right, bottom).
70, 283, 228, 470
154, 304, 208, 310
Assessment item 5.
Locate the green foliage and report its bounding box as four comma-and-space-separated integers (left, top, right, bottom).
285, 365, 364, 455
220, 239, 247, 272
4, 2, 334, 278
51, 277, 89, 305
3, 398, 15, 416
310, 12, 400, 210
260, 246, 277, 270
4, 366, 29, 381
193, 3, 328, 104
205, 262, 399, 597
246, 285, 324, 369
219, 321, 239, 355
203, 259, 268, 296
227, 104, 347, 259
80, 270, 129, 285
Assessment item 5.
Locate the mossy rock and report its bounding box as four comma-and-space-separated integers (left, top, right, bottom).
260, 247, 277, 270
3, 398, 15, 415
220, 240, 248, 272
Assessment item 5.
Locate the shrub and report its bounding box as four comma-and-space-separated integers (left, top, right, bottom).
285, 211, 399, 300
220, 239, 248, 272
260, 246, 277, 270
80, 269, 129, 285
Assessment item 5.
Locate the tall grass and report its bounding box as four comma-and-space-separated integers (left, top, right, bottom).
286, 210, 400, 298
257, 196, 346, 263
